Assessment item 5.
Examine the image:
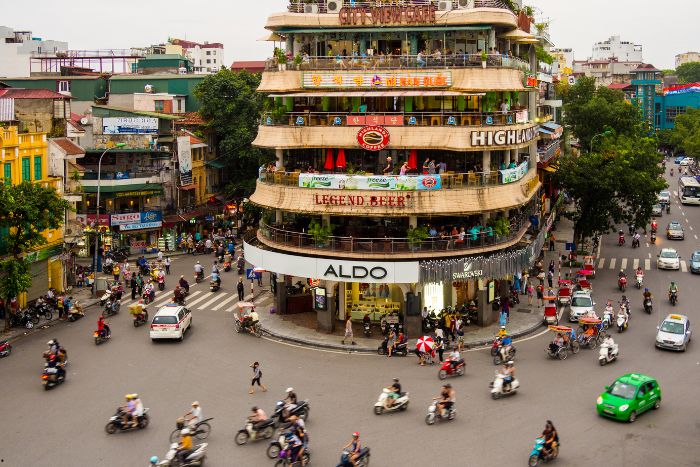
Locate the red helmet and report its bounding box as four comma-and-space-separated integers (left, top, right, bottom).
49, 354, 56, 361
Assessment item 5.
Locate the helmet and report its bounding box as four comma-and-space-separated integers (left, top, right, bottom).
671, 281, 676, 285
286, 387, 294, 393
352, 432, 360, 438
500, 326, 506, 330
181, 428, 191, 435
644, 288, 649, 293
507, 360, 514, 366
150, 456, 159, 464
196, 261, 200, 264
192, 401, 199, 407
125, 394, 132, 399
131, 394, 139, 399
180, 275, 184, 279
393, 378, 399, 383
620, 268, 624, 272
276, 401, 284, 408
47, 340, 55, 345
251, 406, 258, 412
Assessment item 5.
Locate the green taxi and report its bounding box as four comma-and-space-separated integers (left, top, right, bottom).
596, 374, 661, 422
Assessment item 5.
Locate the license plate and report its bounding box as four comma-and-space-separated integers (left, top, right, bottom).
603, 409, 614, 415
161, 328, 168, 332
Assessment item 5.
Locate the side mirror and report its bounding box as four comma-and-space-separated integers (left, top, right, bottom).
656, 326, 660, 330
604, 385, 609, 390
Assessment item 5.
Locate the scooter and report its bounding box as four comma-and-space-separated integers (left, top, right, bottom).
632, 236, 640, 248
618, 276, 627, 292
377, 338, 408, 356
616, 312, 629, 333
234, 419, 275, 445
156, 442, 208, 466
195, 270, 204, 283
0, 340, 12, 357
9, 311, 35, 329
425, 400, 456, 425
602, 308, 614, 329
223, 260, 232, 272
363, 318, 372, 337
337, 447, 370, 467
644, 298, 653, 314
493, 345, 516, 365
635, 275, 643, 289
669, 291, 678, 306
373, 388, 410, 415
102, 299, 120, 317
618, 234, 625, 247
650, 232, 656, 244
94, 328, 111, 345
271, 400, 310, 427
598, 341, 619, 366
133, 309, 149, 327
41, 364, 66, 390
490, 371, 520, 399
209, 279, 220, 292
105, 408, 150, 433
157, 275, 165, 291
68, 304, 85, 322
99, 289, 113, 307
528, 437, 558, 466
438, 357, 465, 380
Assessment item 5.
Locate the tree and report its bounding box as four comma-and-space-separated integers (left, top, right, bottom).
676, 62, 700, 84
0, 182, 71, 329
669, 108, 700, 158
557, 135, 666, 243
562, 76, 643, 150
194, 69, 272, 197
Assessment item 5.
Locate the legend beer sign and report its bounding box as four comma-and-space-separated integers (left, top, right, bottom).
339, 5, 437, 26
470, 126, 539, 147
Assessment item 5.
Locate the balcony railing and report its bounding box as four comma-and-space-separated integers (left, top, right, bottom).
262, 110, 529, 127
287, 0, 514, 14
81, 170, 161, 181
265, 53, 530, 72
259, 162, 531, 190
259, 215, 529, 257
537, 140, 560, 165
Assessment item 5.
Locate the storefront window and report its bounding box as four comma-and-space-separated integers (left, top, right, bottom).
423, 281, 444, 312
344, 282, 402, 322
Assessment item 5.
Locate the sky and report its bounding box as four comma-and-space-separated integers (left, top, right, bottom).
2, 0, 697, 70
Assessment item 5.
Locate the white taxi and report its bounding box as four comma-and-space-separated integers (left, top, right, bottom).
656, 248, 681, 270
150, 304, 192, 341
655, 314, 692, 352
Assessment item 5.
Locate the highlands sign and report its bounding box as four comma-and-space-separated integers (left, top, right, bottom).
339, 5, 437, 26
470, 126, 539, 147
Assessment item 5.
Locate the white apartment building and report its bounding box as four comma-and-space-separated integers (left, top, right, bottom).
168, 39, 225, 74
675, 52, 700, 69
0, 26, 68, 77
591, 35, 643, 62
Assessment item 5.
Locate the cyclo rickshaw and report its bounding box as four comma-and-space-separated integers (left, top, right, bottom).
576, 317, 606, 349
582, 256, 596, 279
234, 301, 262, 337
545, 325, 580, 360
543, 293, 559, 325
557, 279, 573, 306
575, 271, 593, 293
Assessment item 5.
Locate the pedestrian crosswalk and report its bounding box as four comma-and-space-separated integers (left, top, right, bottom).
118, 286, 265, 313
596, 257, 688, 272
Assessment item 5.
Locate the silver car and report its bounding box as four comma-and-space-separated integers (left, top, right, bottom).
568, 292, 595, 322
651, 204, 663, 217
655, 314, 692, 351
666, 221, 685, 240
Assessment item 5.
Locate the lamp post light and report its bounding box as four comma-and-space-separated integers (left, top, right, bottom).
590, 130, 613, 153
92, 143, 126, 296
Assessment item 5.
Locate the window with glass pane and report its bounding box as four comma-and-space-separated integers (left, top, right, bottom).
3, 163, 10, 185
22, 157, 30, 181
34, 156, 42, 180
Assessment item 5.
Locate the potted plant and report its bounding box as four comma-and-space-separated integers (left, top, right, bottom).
490, 218, 511, 238
293, 53, 303, 70
481, 50, 488, 69
308, 220, 333, 248
274, 48, 287, 71
407, 226, 429, 251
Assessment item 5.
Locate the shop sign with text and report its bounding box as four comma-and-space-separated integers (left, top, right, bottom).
314, 194, 408, 207
76, 214, 110, 227
299, 173, 441, 191
357, 126, 390, 151
499, 161, 530, 184
471, 126, 539, 147
119, 221, 162, 231
339, 5, 436, 26
323, 264, 388, 280
302, 71, 451, 89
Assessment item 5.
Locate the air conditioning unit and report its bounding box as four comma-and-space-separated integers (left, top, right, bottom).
327, 0, 343, 14
438, 1, 452, 11
457, 0, 475, 9
304, 4, 318, 13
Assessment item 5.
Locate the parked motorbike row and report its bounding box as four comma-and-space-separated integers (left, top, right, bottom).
7, 290, 83, 330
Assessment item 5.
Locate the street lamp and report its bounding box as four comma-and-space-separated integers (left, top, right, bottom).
92, 143, 126, 296
590, 130, 613, 153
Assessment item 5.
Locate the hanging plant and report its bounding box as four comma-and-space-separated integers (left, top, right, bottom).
308, 220, 333, 247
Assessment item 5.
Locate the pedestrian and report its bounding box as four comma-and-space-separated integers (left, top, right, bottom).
112, 264, 121, 282
527, 283, 534, 305
456, 317, 464, 352
164, 256, 171, 275
61, 296, 70, 320
548, 260, 555, 275
249, 361, 267, 394
237, 278, 245, 301
547, 269, 554, 288
136, 274, 143, 295
342, 314, 356, 345
131, 276, 138, 300
501, 297, 510, 324
522, 271, 529, 295
435, 333, 445, 362
157, 250, 163, 263
549, 233, 556, 251
536, 283, 544, 307
256, 272, 262, 287
250, 280, 255, 297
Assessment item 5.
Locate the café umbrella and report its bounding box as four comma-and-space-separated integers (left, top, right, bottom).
336, 148, 346, 169
416, 336, 435, 353
323, 148, 334, 171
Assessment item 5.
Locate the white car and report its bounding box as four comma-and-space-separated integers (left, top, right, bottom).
657, 190, 671, 204
655, 314, 692, 351
679, 157, 695, 167
657, 248, 681, 270
150, 304, 192, 341
569, 291, 595, 322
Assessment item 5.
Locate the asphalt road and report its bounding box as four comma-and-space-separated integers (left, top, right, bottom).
1, 169, 700, 467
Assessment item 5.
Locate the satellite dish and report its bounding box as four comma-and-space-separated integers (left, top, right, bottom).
144, 84, 153, 93
80, 117, 89, 125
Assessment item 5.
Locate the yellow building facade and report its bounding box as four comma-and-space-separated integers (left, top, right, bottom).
0, 126, 66, 303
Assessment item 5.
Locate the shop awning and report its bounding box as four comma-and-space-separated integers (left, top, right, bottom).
542, 165, 557, 173
269, 91, 480, 98
205, 159, 226, 169
539, 127, 554, 135
541, 122, 563, 131
83, 183, 163, 194
178, 184, 196, 190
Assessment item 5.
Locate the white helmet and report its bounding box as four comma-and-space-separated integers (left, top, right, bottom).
286, 387, 294, 393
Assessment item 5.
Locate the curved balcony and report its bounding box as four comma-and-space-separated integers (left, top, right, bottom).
250, 168, 540, 216
257, 216, 531, 260
287, 0, 516, 14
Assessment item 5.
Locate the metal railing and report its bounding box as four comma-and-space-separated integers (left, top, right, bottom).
262, 110, 528, 127
259, 215, 529, 255
266, 53, 530, 72
537, 140, 560, 164
287, 0, 514, 14
81, 170, 161, 181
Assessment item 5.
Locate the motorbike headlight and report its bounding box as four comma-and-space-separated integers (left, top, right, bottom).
596, 396, 603, 405
619, 404, 629, 412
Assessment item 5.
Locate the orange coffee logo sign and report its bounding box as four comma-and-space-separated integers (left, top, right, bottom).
339, 5, 436, 26
357, 126, 390, 151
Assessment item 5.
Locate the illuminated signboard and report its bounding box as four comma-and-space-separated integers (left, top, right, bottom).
302, 71, 451, 89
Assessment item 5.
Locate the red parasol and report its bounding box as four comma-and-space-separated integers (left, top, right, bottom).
416, 336, 435, 353
336, 148, 346, 169
323, 148, 334, 171
576, 269, 594, 276
408, 149, 418, 170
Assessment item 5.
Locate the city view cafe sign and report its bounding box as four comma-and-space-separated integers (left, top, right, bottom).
340, 4, 437, 26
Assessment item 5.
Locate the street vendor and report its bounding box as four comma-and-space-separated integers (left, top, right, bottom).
129, 300, 145, 316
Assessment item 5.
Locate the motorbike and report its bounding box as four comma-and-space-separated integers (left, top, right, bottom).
157, 275, 166, 291
425, 399, 456, 425
99, 289, 113, 307
29, 298, 54, 321
275, 444, 311, 467
133, 309, 149, 327
195, 270, 204, 283
174, 293, 186, 306
41, 364, 66, 390
102, 299, 120, 317
209, 280, 220, 292
0, 340, 12, 357
510, 289, 520, 305
644, 298, 653, 314
142, 288, 156, 305
650, 232, 656, 244
272, 400, 310, 427
618, 276, 627, 292
223, 261, 232, 272
67, 304, 85, 322
105, 408, 150, 433
635, 275, 643, 289
616, 312, 629, 333
618, 234, 625, 247
669, 291, 678, 306
602, 308, 614, 329
528, 437, 559, 467
234, 419, 276, 445
377, 337, 408, 356
363, 317, 372, 337
156, 442, 208, 467
373, 388, 409, 415
666, 203, 671, 214
9, 311, 36, 329
490, 336, 503, 357
234, 315, 262, 337
598, 341, 619, 366
490, 371, 520, 399
194, 242, 206, 255
438, 357, 465, 380
632, 236, 640, 248
493, 345, 516, 365
337, 448, 371, 467
94, 328, 111, 345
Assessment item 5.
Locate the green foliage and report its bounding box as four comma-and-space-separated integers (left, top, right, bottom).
562, 76, 643, 150
481, 50, 488, 61
407, 226, 429, 246
489, 217, 511, 237
0, 259, 31, 304
535, 45, 554, 65
194, 69, 272, 197
556, 135, 666, 242
676, 62, 700, 84
308, 220, 333, 246
522, 5, 534, 16
661, 69, 675, 77
669, 108, 700, 158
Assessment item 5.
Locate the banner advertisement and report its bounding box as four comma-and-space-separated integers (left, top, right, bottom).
110, 213, 141, 226
113, 211, 163, 231
119, 221, 162, 231
302, 71, 451, 89
500, 161, 529, 184
103, 117, 158, 135
299, 174, 442, 191
177, 136, 193, 186
76, 214, 110, 227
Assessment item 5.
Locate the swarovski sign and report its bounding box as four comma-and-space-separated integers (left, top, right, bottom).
470, 126, 539, 147
452, 262, 484, 281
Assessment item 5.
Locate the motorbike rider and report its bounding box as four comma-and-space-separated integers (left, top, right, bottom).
194, 261, 204, 279
46, 353, 66, 380
650, 220, 658, 233
619, 295, 630, 318
448, 347, 464, 372
132, 394, 144, 428
211, 261, 220, 276
211, 270, 221, 288
618, 268, 626, 280
339, 432, 362, 467
173, 285, 186, 305
632, 231, 641, 247
500, 331, 513, 361
618, 229, 624, 244
248, 406, 268, 432
435, 383, 455, 417
178, 275, 190, 294
97, 315, 110, 339
183, 401, 203, 428
176, 428, 194, 463
502, 360, 516, 392
602, 334, 617, 358
120, 394, 136, 427
635, 266, 644, 283
285, 430, 305, 466
383, 378, 402, 410
669, 281, 679, 300
643, 288, 653, 302
143, 280, 155, 302
541, 420, 559, 458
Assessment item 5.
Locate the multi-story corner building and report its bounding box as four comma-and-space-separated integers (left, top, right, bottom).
0, 26, 68, 78
674, 52, 700, 69
0, 126, 65, 302
630, 64, 662, 130
245, 0, 550, 336
592, 35, 642, 63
